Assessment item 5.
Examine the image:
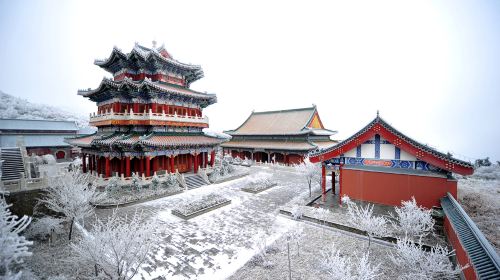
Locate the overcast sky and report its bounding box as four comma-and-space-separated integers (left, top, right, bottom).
1, 0, 499, 162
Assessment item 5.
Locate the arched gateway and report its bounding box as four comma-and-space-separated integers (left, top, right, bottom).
66, 42, 222, 178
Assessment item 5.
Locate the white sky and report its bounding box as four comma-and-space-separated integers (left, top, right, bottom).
1, 0, 499, 162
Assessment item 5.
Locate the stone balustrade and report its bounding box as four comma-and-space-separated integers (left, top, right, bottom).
89, 108, 209, 125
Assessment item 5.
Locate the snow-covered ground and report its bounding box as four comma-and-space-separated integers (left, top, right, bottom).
457, 165, 500, 254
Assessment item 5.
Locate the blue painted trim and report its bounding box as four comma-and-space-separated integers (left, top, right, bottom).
375, 134, 380, 159
356, 145, 361, 158
395, 147, 401, 160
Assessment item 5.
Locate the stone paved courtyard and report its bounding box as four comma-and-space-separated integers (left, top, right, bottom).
93, 165, 321, 280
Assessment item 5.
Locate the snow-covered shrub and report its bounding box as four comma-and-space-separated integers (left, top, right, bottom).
71, 210, 154, 280
25, 216, 64, 241
241, 157, 253, 167
389, 237, 464, 280
320, 244, 381, 280
342, 195, 390, 249
291, 205, 304, 220
130, 173, 141, 192
33, 156, 44, 165
106, 176, 121, 196
72, 156, 82, 167
469, 165, 500, 181
233, 157, 242, 165
42, 154, 56, 165
173, 194, 229, 216
162, 173, 179, 189
390, 197, 434, 240
39, 170, 103, 240
294, 157, 321, 197
242, 172, 275, 192
475, 157, 492, 167
313, 207, 330, 227
150, 174, 160, 191
286, 224, 305, 256
0, 196, 32, 279
250, 236, 275, 269
208, 167, 220, 183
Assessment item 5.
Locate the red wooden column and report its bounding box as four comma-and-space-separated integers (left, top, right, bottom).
96, 157, 101, 176
82, 154, 87, 173
210, 150, 215, 167
163, 156, 168, 172
145, 156, 151, 177
152, 157, 158, 175
188, 154, 192, 172
204, 152, 208, 168
139, 157, 144, 176
194, 153, 199, 173
105, 157, 111, 178
321, 164, 326, 199
170, 155, 175, 173
151, 103, 157, 113
339, 163, 344, 205
88, 155, 93, 174
133, 103, 139, 113
125, 157, 131, 178
331, 171, 336, 195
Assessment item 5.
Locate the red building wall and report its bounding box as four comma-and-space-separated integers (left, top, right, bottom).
340, 168, 457, 208
443, 217, 477, 280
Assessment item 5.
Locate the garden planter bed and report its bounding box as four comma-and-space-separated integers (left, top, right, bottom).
171, 194, 231, 220
241, 183, 278, 194
93, 189, 183, 209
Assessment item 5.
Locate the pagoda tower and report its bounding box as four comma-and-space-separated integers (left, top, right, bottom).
68, 42, 222, 178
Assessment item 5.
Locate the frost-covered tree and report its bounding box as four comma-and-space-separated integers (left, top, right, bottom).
71, 210, 155, 280
106, 176, 121, 196
130, 173, 141, 192
320, 244, 381, 280
390, 197, 434, 240
38, 170, 102, 240
150, 174, 160, 191
475, 157, 492, 167
342, 196, 389, 249
389, 237, 464, 280
294, 157, 321, 197
291, 205, 304, 220
313, 208, 330, 231
0, 194, 32, 279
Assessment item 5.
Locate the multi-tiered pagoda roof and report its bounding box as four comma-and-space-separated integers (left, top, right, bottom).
68, 42, 222, 178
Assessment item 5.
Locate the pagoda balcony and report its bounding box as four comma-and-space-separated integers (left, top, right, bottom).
89, 109, 209, 128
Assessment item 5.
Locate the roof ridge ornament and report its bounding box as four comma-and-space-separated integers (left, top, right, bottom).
376, 110, 379, 118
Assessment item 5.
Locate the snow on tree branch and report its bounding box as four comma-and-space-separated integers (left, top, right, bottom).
341, 195, 390, 249
71, 210, 155, 280
38, 170, 104, 240
294, 157, 321, 197
0, 195, 32, 279
320, 244, 381, 280
389, 197, 435, 240
389, 237, 464, 280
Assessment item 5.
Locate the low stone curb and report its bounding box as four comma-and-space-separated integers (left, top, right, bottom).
92, 190, 184, 209
279, 208, 434, 251
171, 200, 231, 220
212, 173, 249, 184
241, 183, 278, 194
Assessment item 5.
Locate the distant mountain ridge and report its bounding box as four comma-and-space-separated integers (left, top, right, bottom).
0, 90, 89, 128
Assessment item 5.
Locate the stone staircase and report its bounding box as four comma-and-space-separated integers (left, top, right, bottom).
1, 147, 25, 181
184, 174, 208, 190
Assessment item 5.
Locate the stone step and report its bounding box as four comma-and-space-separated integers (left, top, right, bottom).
184, 175, 208, 190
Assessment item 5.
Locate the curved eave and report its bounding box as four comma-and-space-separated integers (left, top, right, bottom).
94, 47, 204, 83
309, 117, 474, 176
78, 78, 217, 106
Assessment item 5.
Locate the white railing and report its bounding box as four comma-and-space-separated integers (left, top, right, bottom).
89, 109, 209, 125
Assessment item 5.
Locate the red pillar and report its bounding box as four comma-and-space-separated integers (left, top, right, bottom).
331, 171, 336, 195
204, 152, 208, 168
152, 157, 158, 174
139, 157, 144, 176
151, 103, 157, 113
105, 157, 111, 178
96, 157, 101, 176
210, 150, 215, 167
188, 154, 192, 171
126, 156, 131, 177
88, 155, 93, 174
145, 156, 151, 177
133, 103, 139, 113
194, 153, 199, 173
163, 156, 168, 172
170, 155, 175, 173
321, 164, 326, 199
82, 153, 87, 173
339, 163, 344, 205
